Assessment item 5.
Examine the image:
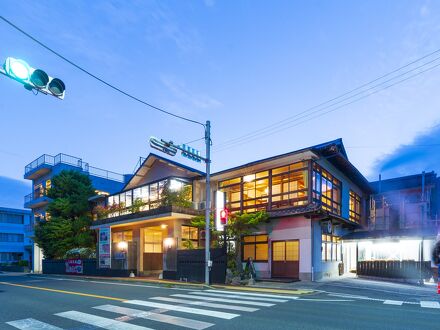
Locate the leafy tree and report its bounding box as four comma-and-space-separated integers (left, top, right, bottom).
160, 182, 192, 208
190, 210, 269, 274
34, 170, 96, 259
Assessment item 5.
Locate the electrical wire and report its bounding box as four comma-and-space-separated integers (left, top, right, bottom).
214, 48, 440, 151
214, 61, 440, 153
0, 16, 205, 127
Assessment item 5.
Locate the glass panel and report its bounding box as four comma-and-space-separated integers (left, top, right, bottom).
286, 241, 299, 261
243, 244, 255, 260
243, 181, 256, 199
243, 236, 256, 243
272, 241, 285, 261
219, 177, 241, 187
256, 171, 269, 179
255, 179, 269, 198
255, 235, 268, 242
255, 243, 268, 260
272, 166, 289, 175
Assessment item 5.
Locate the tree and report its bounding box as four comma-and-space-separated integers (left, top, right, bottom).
160, 182, 192, 208
190, 210, 269, 274
34, 170, 96, 259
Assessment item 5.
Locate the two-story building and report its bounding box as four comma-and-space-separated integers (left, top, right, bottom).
24, 153, 129, 272
91, 139, 371, 281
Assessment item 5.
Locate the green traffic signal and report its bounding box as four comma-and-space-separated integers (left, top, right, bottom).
4, 57, 30, 81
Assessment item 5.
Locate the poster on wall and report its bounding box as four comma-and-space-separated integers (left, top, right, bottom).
99, 226, 111, 268
65, 259, 83, 274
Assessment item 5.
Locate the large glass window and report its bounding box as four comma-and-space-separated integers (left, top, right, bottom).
271, 163, 308, 209
112, 231, 133, 243
144, 229, 163, 253
181, 225, 199, 249
0, 212, 24, 224
321, 234, 341, 262
0, 233, 24, 242
313, 164, 341, 215
219, 177, 242, 212
349, 191, 361, 223
242, 234, 268, 262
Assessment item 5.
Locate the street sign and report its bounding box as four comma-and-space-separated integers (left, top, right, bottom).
149, 137, 178, 156
215, 191, 226, 230
180, 144, 202, 162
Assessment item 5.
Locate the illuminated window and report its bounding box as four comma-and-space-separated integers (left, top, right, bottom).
271, 162, 308, 209
181, 225, 199, 248
45, 179, 51, 191
242, 234, 268, 261
144, 229, 162, 253
321, 234, 341, 262
112, 231, 133, 243
313, 164, 341, 215
349, 191, 361, 223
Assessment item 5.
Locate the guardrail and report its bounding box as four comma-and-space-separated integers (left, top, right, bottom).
25, 153, 125, 182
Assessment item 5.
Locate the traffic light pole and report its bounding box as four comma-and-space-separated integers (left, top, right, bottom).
204, 120, 211, 286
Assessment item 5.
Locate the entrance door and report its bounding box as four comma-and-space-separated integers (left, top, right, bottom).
271, 240, 299, 278
143, 227, 164, 271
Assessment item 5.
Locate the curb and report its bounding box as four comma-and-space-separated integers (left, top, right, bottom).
30, 274, 315, 295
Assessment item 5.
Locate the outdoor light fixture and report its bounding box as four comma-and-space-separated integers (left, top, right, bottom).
163, 237, 174, 249
160, 224, 168, 229
1, 57, 66, 99
117, 241, 128, 251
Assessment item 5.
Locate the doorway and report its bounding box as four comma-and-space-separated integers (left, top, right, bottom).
143, 226, 164, 271
271, 240, 299, 278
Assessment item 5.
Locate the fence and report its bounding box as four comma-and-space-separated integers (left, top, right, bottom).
42, 259, 133, 277
164, 248, 226, 284
357, 260, 432, 280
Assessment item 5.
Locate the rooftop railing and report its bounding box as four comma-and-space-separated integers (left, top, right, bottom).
25, 153, 125, 182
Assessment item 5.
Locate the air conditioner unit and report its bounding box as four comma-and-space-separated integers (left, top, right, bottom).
198, 201, 206, 210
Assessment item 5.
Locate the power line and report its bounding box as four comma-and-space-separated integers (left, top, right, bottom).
214, 48, 440, 151
0, 16, 204, 127
214, 61, 440, 153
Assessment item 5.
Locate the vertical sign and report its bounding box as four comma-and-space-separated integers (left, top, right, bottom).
215, 191, 226, 231
99, 226, 111, 268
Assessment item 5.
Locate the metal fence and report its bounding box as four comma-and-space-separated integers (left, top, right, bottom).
357, 260, 432, 280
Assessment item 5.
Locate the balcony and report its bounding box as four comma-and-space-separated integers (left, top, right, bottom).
24, 190, 51, 208
24, 153, 125, 182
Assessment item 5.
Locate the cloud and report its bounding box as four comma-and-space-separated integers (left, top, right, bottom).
0, 176, 31, 209
372, 123, 440, 178
160, 74, 222, 109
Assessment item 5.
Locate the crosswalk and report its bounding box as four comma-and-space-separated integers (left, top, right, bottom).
5, 289, 296, 329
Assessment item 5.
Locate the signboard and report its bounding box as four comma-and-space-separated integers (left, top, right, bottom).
99, 226, 111, 268
215, 191, 226, 231
65, 259, 83, 274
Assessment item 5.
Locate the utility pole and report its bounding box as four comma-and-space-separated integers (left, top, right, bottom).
150, 120, 212, 285
204, 120, 211, 286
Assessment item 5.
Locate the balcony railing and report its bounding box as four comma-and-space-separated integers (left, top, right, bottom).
25, 153, 125, 182
24, 190, 49, 205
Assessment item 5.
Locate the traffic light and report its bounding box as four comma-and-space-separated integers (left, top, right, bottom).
220, 208, 228, 225
149, 136, 178, 156
1, 57, 65, 99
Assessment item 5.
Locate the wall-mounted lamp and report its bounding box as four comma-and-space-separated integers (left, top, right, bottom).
163, 237, 174, 249
161, 224, 168, 229
117, 241, 128, 251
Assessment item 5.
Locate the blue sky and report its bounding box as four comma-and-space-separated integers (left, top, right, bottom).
1, 0, 440, 208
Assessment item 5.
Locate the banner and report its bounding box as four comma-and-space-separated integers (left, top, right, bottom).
65, 259, 83, 274
99, 226, 111, 268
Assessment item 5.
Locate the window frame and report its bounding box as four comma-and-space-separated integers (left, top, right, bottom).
242, 234, 269, 262
349, 190, 361, 223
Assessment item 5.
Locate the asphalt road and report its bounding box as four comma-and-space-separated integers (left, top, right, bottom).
0, 273, 439, 330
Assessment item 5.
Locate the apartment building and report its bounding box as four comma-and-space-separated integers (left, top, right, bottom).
24, 153, 129, 272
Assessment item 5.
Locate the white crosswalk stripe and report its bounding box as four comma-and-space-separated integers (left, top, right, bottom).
150, 296, 260, 312
6, 318, 63, 330
94, 304, 214, 330
56, 310, 153, 329
124, 300, 240, 319
206, 289, 300, 300
383, 300, 404, 306
171, 293, 275, 307
189, 291, 288, 302
420, 301, 440, 309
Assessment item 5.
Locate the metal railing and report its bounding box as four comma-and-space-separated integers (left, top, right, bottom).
24, 190, 48, 204
25, 153, 125, 182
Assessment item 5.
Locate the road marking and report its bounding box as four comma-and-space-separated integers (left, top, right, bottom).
124, 300, 240, 319
56, 311, 152, 329
151, 296, 259, 312
189, 291, 288, 302
211, 285, 312, 295
206, 289, 299, 300
420, 301, 440, 309
6, 318, 62, 330
172, 293, 274, 307
34, 276, 199, 292
0, 282, 125, 301
94, 304, 213, 330
328, 293, 383, 302
383, 300, 404, 306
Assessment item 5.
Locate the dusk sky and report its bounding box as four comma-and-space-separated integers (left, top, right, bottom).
1, 0, 440, 208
